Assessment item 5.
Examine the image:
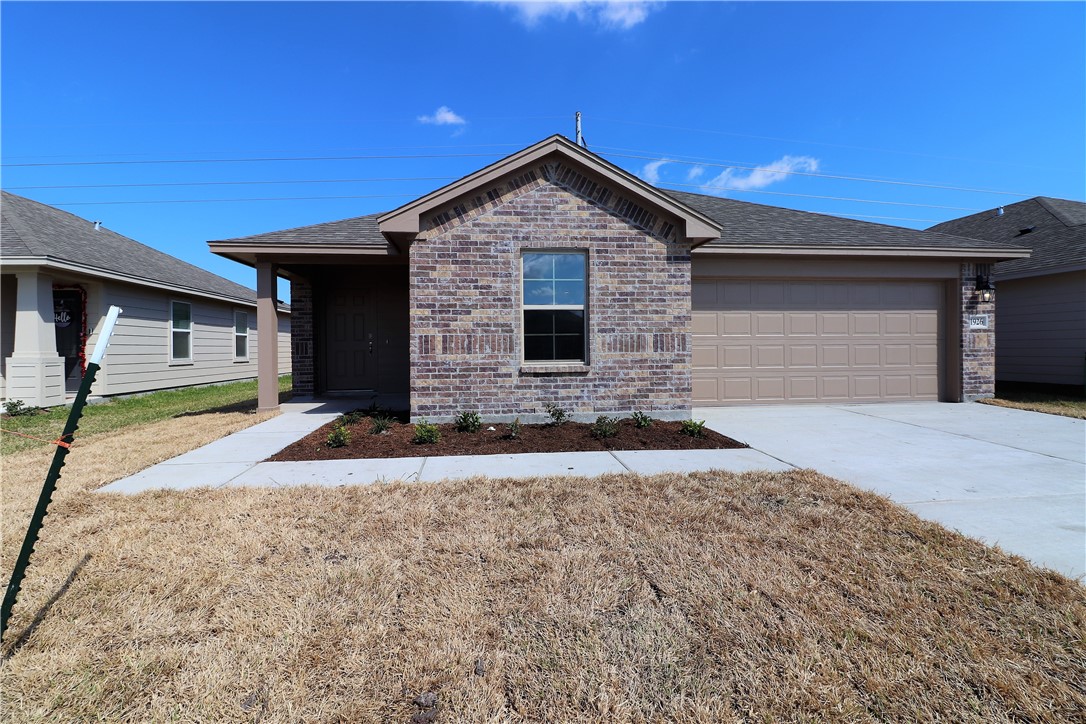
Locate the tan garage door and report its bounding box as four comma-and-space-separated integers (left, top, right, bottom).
692, 279, 944, 404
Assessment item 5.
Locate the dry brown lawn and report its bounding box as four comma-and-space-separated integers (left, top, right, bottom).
979, 394, 1086, 419
2, 412, 1085, 722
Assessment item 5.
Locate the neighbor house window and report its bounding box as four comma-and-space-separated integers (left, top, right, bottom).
523, 252, 586, 362
234, 311, 249, 360
170, 301, 192, 361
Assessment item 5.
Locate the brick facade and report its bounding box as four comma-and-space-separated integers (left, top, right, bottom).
959, 263, 996, 400
290, 277, 315, 396
409, 162, 692, 421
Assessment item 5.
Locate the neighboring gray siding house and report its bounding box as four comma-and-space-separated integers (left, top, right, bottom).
930, 198, 1085, 389
209, 135, 1029, 419
1, 191, 290, 407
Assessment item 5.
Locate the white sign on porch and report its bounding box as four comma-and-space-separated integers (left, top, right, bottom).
968, 314, 990, 330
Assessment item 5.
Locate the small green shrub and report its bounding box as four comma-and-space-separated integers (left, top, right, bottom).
590, 415, 619, 439
3, 399, 40, 417
507, 417, 522, 440
454, 411, 482, 433
412, 419, 441, 445
370, 415, 394, 434
326, 424, 352, 448
544, 403, 569, 426
680, 419, 706, 439
631, 411, 654, 429
342, 410, 365, 425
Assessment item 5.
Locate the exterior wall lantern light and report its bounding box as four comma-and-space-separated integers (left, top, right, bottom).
975, 265, 995, 303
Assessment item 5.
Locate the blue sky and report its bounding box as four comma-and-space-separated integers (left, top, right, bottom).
3, 1, 1084, 297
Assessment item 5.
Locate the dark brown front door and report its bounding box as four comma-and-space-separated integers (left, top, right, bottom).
324, 288, 378, 391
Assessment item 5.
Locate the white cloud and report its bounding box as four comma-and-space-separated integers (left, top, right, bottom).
703, 155, 820, 193
495, 1, 660, 30
641, 158, 669, 185
417, 105, 467, 126
685, 165, 705, 182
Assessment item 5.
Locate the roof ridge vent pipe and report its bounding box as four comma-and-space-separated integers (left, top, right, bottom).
93, 220, 101, 230
996, 206, 1004, 216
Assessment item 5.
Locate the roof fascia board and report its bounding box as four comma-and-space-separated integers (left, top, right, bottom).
377, 135, 722, 242
208, 243, 398, 257
693, 246, 1031, 260
2, 256, 260, 307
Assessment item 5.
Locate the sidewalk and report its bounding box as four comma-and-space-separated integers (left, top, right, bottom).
99, 401, 790, 494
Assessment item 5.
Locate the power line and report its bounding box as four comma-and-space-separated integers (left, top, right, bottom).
596, 149, 1033, 198
1, 151, 507, 169
8, 177, 458, 191
0, 142, 528, 162
50, 194, 417, 206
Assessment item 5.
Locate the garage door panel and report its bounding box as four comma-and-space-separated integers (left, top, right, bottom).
916, 375, 939, 396
884, 375, 913, 398
722, 313, 751, 336
789, 377, 818, 400
754, 313, 784, 336
821, 313, 850, 335
693, 278, 944, 404
884, 313, 912, 335
788, 313, 817, 335
885, 344, 912, 366
692, 346, 718, 369
789, 345, 818, 367
722, 346, 751, 368
915, 344, 939, 367
692, 312, 718, 336
756, 345, 785, 368
854, 376, 881, 398
853, 313, 881, 335
853, 345, 880, 367
915, 312, 939, 336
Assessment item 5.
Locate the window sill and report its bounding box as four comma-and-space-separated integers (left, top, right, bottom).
168, 360, 194, 367
519, 363, 591, 375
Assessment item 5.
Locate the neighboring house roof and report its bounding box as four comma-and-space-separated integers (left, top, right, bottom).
210, 136, 1030, 263
667, 190, 1025, 257
1, 190, 262, 305
928, 197, 1086, 279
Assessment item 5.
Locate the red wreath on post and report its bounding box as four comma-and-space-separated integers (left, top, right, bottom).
52, 284, 89, 377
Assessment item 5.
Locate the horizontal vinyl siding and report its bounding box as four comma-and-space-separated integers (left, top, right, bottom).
95, 282, 265, 396
996, 271, 1086, 386
0, 274, 17, 398
278, 315, 292, 375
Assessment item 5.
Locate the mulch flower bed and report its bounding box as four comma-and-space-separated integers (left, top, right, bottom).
267, 411, 746, 461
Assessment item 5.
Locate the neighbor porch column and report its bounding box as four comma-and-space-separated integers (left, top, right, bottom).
4, 271, 66, 407
256, 261, 280, 411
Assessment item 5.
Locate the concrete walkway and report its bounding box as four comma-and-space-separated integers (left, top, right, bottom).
696, 402, 1085, 580
99, 399, 1084, 580
99, 399, 788, 493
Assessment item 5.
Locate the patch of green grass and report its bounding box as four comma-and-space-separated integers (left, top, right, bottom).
1, 376, 292, 455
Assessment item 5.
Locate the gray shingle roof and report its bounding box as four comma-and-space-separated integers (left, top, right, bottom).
928, 197, 1086, 277
209, 170, 1028, 258
665, 190, 1025, 253
211, 213, 387, 248
1, 191, 258, 303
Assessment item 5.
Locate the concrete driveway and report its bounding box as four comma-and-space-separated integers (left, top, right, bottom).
697, 402, 1086, 580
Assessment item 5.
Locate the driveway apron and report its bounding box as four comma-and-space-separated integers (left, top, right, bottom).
697, 402, 1085, 580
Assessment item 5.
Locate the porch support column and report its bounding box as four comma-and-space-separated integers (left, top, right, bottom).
256, 261, 280, 411
4, 271, 66, 407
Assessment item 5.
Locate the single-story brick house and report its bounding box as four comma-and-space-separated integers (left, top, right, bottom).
1, 191, 291, 407
929, 197, 1085, 390
209, 135, 1030, 420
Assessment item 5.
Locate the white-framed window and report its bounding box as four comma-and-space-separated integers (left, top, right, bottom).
522, 251, 587, 363
234, 311, 249, 360
170, 301, 192, 362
